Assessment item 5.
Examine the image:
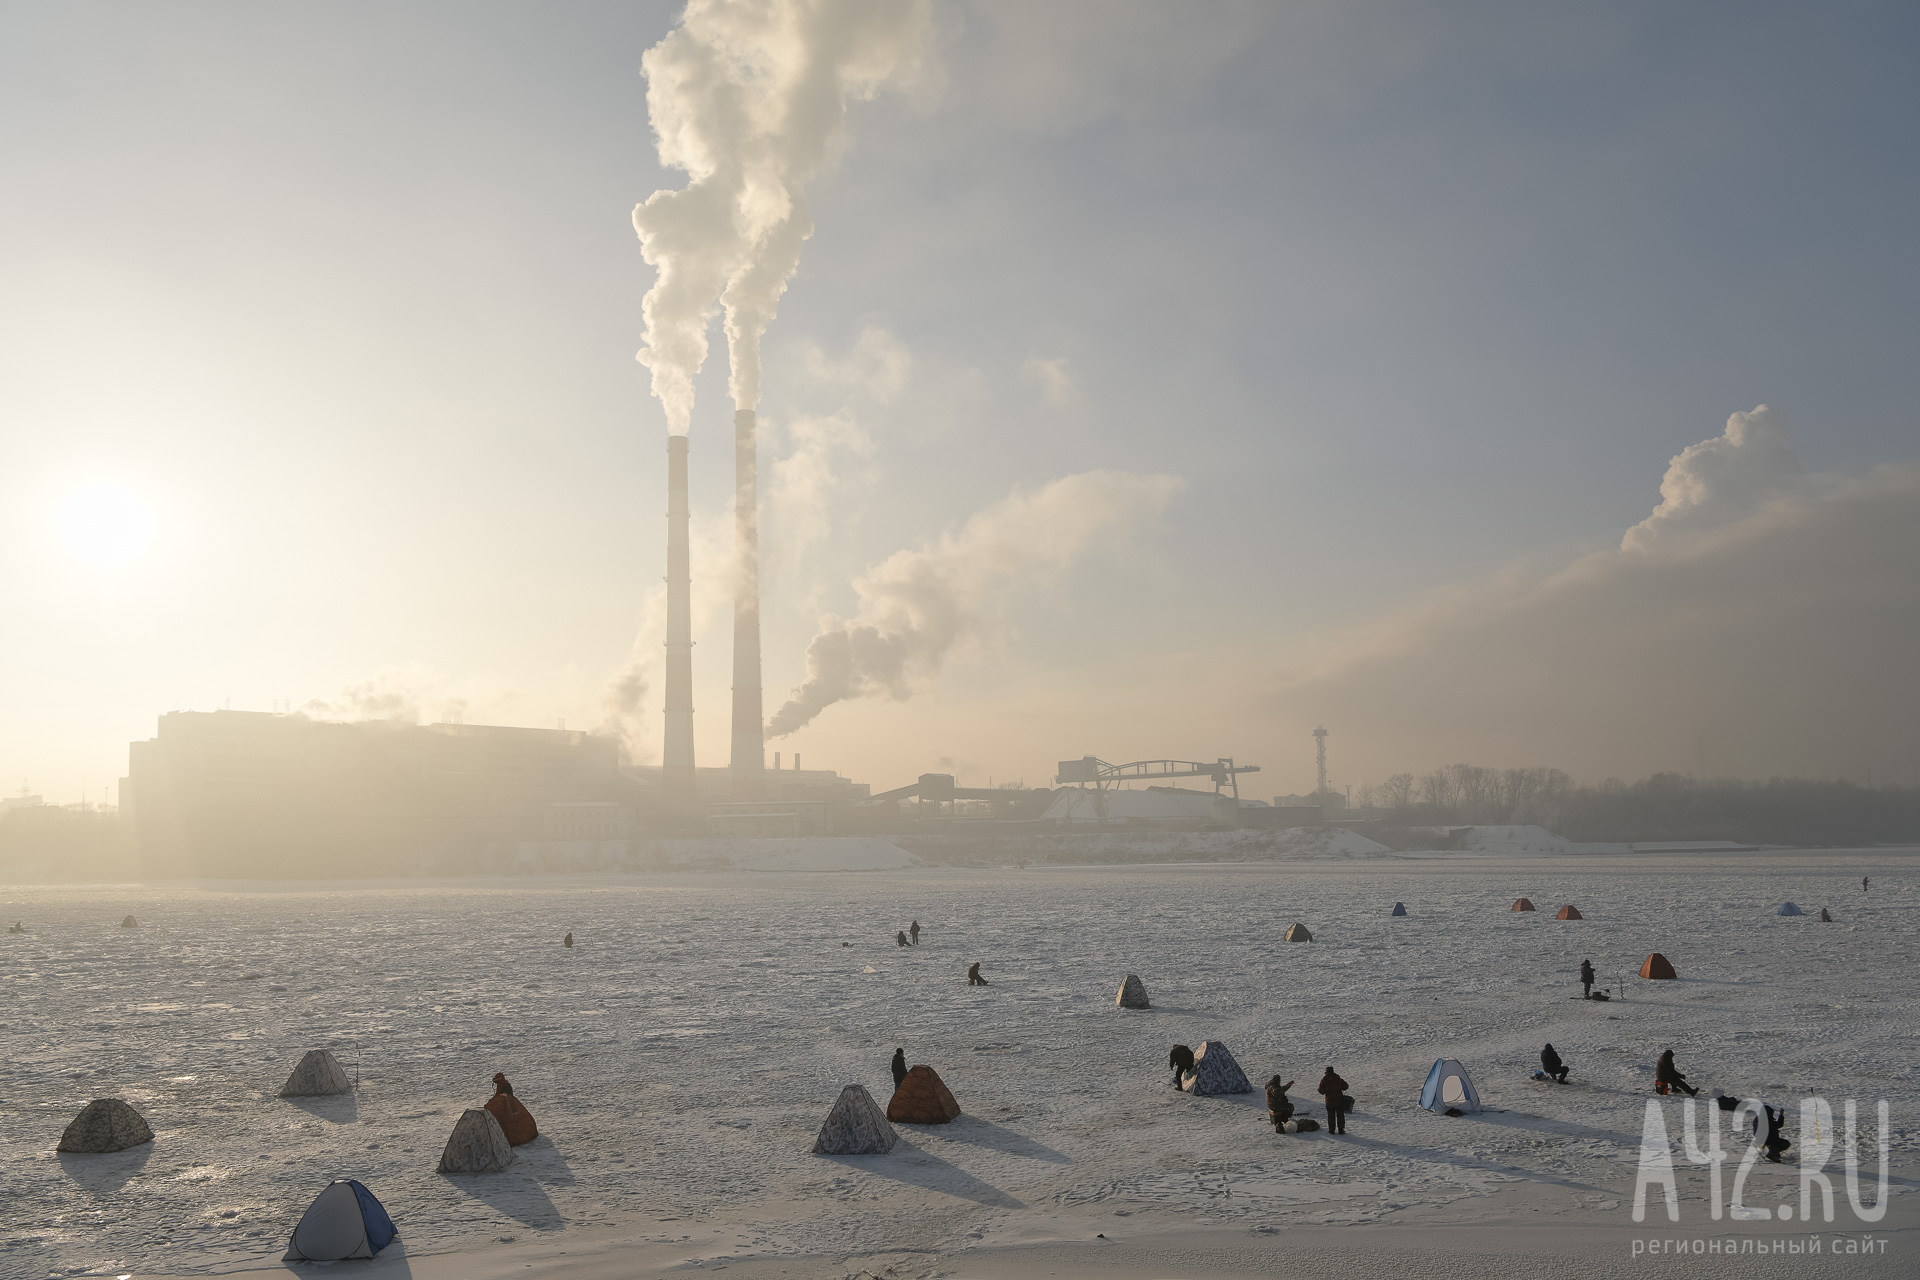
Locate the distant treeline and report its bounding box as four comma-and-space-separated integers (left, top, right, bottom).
1361, 765, 1920, 846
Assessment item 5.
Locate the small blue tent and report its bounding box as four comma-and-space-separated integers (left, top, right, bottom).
1391, 902, 1408, 916
1777, 902, 1803, 916
284, 1179, 396, 1261
1419, 1059, 1481, 1114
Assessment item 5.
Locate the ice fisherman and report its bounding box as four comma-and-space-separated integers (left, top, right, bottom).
1316, 1066, 1350, 1134
1579, 958, 1595, 999
891, 1047, 908, 1090
967, 961, 989, 985
1863, 876, 1870, 892
897, 931, 910, 947
1754, 1102, 1793, 1163
1655, 1048, 1698, 1096
1168, 1044, 1195, 1088
493, 1072, 515, 1096
1540, 1043, 1569, 1083
910, 920, 921, 945
563, 931, 573, 948
1265, 1076, 1296, 1130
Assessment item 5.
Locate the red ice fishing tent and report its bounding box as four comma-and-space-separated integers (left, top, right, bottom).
1640, 953, 1676, 980
1511, 898, 1536, 912
1555, 905, 1583, 920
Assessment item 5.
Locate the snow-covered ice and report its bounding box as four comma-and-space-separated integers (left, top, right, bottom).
2, 848, 1915, 1277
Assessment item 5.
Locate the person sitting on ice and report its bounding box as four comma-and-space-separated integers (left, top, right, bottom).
1754, 1103, 1793, 1163
897, 931, 910, 947
493, 1072, 514, 1096
967, 961, 989, 985
1168, 1044, 1195, 1088
891, 1047, 908, 1090
1579, 959, 1595, 999
1316, 1066, 1350, 1134
1540, 1043, 1569, 1083
1265, 1076, 1296, 1130
1655, 1049, 1698, 1096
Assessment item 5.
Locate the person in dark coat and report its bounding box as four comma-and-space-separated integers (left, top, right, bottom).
1168, 1044, 1195, 1088
1540, 1043, 1569, 1083
1579, 959, 1594, 999
910, 920, 921, 945
1755, 1103, 1793, 1162
1316, 1066, 1349, 1134
967, 961, 989, 985
897, 930, 909, 947
1265, 1076, 1296, 1130
890, 1047, 908, 1089
493, 1072, 514, 1096
1655, 1049, 1698, 1096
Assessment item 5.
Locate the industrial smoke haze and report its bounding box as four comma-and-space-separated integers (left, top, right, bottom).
631, 0, 935, 431
768, 470, 1183, 736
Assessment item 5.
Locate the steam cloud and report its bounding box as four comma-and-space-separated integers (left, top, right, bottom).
767, 470, 1183, 736
631, 0, 934, 431
1623, 404, 1803, 552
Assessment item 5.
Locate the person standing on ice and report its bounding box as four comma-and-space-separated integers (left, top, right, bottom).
890, 1047, 908, 1090
967, 961, 989, 985
1316, 1066, 1349, 1134
1863, 876, 1870, 892
1655, 1048, 1698, 1096
910, 920, 921, 945
1265, 1076, 1296, 1130
1168, 1044, 1195, 1088
1579, 958, 1594, 999
1540, 1043, 1569, 1083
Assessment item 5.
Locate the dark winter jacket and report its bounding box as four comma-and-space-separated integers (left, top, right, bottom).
1169, 1044, 1196, 1075
1655, 1051, 1688, 1087
891, 1049, 908, 1089
1265, 1077, 1295, 1122
1541, 1045, 1564, 1075
1316, 1069, 1349, 1103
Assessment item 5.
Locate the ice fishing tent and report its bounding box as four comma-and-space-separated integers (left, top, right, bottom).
1640, 952, 1676, 979
56, 1098, 153, 1153
283, 1179, 397, 1261
1284, 923, 1313, 942
1777, 902, 1803, 916
280, 1048, 353, 1097
1391, 902, 1407, 916
437, 1108, 515, 1174
1419, 1059, 1481, 1114
812, 1084, 898, 1154
1555, 905, 1583, 920
1181, 1041, 1253, 1095
485, 1090, 538, 1146
887, 1065, 962, 1124
1510, 898, 1536, 912
120, 915, 138, 928
1115, 974, 1150, 1008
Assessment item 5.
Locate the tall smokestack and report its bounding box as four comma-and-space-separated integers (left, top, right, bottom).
730, 408, 765, 797
663, 435, 695, 802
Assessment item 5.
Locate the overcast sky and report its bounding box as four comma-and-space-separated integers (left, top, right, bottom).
3, 0, 1916, 803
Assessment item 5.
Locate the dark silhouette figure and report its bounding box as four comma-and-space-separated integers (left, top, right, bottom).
1168, 1044, 1195, 1088
1579, 959, 1595, 999
1317, 1066, 1350, 1134
1754, 1103, 1793, 1162
897, 931, 909, 947
493, 1072, 514, 1096
1265, 1076, 1296, 1130
891, 1047, 908, 1090
1540, 1043, 1569, 1083
910, 920, 920, 945
1655, 1049, 1698, 1096
563, 931, 574, 948
1862, 876, 1870, 893
967, 961, 989, 985
6, 921, 23, 933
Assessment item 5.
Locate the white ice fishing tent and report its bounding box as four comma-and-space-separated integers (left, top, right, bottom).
1420, 1059, 1481, 1114
283, 1179, 397, 1260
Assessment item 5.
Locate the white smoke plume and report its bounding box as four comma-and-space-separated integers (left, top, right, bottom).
767, 470, 1183, 736
1622, 404, 1803, 552
632, 0, 934, 432
302, 663, 470, 725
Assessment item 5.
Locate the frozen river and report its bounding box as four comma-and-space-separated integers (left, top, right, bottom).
2, 850, 1915, 1277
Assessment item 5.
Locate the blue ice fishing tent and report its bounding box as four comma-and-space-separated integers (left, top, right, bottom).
1777, 902, 1803, 916
1419, 1059, 1481, 1114
283, 1179, 397, 1261
1391, 902, 1408, 916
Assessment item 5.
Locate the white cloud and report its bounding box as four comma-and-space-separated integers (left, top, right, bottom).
1623, 404, 1803, 552
1021, 355, 1079, 408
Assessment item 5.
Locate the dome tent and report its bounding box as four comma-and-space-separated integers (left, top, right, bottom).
1181, 1041, 1253, 1095
280, 1048, 353, 1097
1640, 953, 1677, 980
1391, 902, 1407, 916
1777, 902, 1803, 916
1419, 1059, 1481, 1114
812, 1084, 897, 1154
437, 1108, 515, 1174
1284, 923, 1313, 942
57, 1098, 153, 1153
1511, 898, 1536, 912
1555, 905, 1583, 920
283, 1179, 397, 1261
1115, 974, 1150, 1008
887, 1065, 962, 1124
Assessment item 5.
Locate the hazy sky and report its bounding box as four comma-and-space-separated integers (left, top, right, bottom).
3, 1, 1917, 804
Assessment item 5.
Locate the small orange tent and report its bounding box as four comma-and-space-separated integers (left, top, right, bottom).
1555, 905, 1583, 920
1511, 898, 1536, 912
886, 1065, 961, 1125
1640, 953, 1676, 980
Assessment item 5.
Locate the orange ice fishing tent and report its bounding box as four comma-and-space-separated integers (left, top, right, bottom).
1555, 905, 1583, 920
1511, 898, 1536, 912
1640, 953, 1676, 980
886, 1065, 962, 1125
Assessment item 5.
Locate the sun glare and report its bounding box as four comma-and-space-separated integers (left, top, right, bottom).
55, 481, 157, 568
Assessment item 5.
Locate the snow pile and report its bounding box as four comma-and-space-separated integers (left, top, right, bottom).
1450, 825, 1573, 854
